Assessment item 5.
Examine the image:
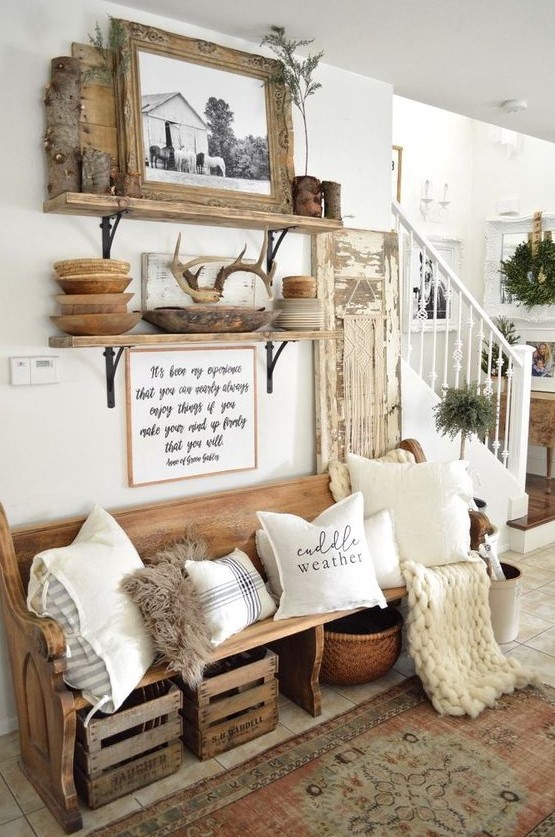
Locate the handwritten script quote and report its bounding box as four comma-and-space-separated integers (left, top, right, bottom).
126, 347, 257, 486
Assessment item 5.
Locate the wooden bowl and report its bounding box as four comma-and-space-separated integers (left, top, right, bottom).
282, 275, 317, 299
54, 276, 132, 294
50, 312, 142, 336
142, 306, 277, 333
54, 293, 134, 314
53, 258, 130, 276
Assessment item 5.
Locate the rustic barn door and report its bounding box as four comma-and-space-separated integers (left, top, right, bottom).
312, 228, 401, 472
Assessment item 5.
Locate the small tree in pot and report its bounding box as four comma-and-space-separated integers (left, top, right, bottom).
433, 383, 497, 459
261, 25, 324, 216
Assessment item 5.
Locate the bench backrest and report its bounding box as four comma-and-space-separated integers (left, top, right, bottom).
5, 474, 335, 591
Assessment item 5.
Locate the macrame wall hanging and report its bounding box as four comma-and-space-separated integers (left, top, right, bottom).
343, 314, 386, 459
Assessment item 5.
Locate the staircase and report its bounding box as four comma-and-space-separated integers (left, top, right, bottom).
392, 201, 535, 552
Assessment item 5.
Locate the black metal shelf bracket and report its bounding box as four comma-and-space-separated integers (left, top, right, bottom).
103, 346, 127, 408
265, 340, 293, 393
100, 213, 124, 259
266, 228, 291, 272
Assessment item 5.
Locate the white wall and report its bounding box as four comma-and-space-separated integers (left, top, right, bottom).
0, 1, 392, 732
393, 96, 555, 478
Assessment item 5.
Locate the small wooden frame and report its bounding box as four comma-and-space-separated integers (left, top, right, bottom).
114, 19, 295, 213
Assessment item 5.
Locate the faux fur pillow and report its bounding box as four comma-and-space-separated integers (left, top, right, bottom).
121, 533, 213, 688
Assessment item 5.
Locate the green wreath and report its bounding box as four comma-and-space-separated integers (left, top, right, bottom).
501, 238, 555, 308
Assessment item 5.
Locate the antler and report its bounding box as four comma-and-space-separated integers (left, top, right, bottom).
214, 230, 276, 297
170, 234, 221, 304
169, 230, 276, 304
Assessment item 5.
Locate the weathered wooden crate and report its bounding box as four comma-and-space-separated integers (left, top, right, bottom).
74, 683, 182, 808
181, 649, 279, 760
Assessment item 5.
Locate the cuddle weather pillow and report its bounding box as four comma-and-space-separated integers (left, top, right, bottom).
27, 505, 154, 714
347, 453, 473, 567
185, 549, 276, 645
257, 492, 386, 620
256, 505, 404, 597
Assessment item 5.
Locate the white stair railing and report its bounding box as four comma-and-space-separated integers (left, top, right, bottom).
393, 200, 532, 487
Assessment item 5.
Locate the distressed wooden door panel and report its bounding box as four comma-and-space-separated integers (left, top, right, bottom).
312, 228, 401, 470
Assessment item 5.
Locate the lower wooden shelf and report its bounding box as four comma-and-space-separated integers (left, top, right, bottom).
47, 329, 337, 348
47, 329, 339, 407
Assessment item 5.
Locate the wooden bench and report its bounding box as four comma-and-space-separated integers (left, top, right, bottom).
0, 439, 488, 833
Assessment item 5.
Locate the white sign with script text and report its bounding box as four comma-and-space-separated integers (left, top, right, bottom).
126, 346, 257, 486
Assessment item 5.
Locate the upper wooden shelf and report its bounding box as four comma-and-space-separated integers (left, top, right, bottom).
47, 329, 339, 349
43, 192, 344, 234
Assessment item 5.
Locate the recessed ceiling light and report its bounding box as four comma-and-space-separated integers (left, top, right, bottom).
501, 99, 528, 114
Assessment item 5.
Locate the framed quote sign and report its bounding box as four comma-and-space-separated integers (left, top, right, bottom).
126, 346, 257, 486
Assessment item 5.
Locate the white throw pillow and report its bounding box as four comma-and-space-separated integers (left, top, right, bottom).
257, 492, 386, 620
185, 549, 276, 645
328, 448, 416, 502
347, 454, 473, 567
27, 505, 154, 714
363, 508, 405, 588
256, 505, 404, 597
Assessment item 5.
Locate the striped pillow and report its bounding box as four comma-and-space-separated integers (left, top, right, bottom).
27, 505, 154, 715
185, 549, 276, 645
43, 576, 112, 701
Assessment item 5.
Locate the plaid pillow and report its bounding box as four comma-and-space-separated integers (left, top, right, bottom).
185, 549, 276, 645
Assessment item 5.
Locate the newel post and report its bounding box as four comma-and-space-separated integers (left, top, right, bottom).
508, 344, 534, 487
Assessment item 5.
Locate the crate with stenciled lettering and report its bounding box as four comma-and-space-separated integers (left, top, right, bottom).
74, 682, 182, 808
180, 648, 278, 760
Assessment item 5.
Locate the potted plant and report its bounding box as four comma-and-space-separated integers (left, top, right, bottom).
260, 25, 324, 216
432, 382, 497, 459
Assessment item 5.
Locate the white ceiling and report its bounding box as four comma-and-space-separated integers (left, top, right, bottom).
113, 0, 555, 144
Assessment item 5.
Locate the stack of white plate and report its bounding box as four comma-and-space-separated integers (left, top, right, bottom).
273, 298, 324, 331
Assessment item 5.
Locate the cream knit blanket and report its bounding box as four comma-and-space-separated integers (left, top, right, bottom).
402, 558, 538, 718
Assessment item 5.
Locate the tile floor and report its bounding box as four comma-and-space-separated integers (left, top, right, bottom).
1, 545, 554, 837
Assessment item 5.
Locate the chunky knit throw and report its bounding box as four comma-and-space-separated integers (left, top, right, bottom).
402, 558, 538, 718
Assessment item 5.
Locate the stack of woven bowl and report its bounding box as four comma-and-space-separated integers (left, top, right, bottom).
274, 275, 324, 331
51, 258, 141, 336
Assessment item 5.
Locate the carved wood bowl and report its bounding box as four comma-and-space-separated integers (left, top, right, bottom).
50, 312, 142, 336
142, 306, 278, 334
54, 293, 134, 314
54, 276, 132, 294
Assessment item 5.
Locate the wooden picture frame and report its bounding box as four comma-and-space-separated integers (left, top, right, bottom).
126, 346, 257, 486
115, 19, 295, 213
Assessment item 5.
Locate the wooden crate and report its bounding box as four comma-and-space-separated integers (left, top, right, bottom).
74, 683, 182, 808
181, 649, 279, 760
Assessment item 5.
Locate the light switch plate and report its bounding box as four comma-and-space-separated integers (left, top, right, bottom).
9, 357, 31, 385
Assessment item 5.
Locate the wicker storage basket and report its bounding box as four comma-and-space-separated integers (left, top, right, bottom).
321, 606, 403, 686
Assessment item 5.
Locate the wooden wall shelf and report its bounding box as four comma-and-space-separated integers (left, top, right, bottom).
43, 192, 343, 234
47, 329, 337, 348
48, 330, 340, 407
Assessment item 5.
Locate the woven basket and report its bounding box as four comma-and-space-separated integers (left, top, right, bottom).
321, 606, 403, 686
53, 258, 130, 277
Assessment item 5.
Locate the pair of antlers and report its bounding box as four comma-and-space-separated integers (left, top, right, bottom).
169, 231, 276, 304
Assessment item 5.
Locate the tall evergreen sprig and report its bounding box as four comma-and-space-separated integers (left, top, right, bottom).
85, 17, 129, 84
260, 25, 324, 176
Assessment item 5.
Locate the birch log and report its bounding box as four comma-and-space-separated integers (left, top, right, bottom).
44, 56, 81, 197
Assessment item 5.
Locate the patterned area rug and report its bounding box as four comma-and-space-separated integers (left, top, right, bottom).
89, 677, 555, 837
